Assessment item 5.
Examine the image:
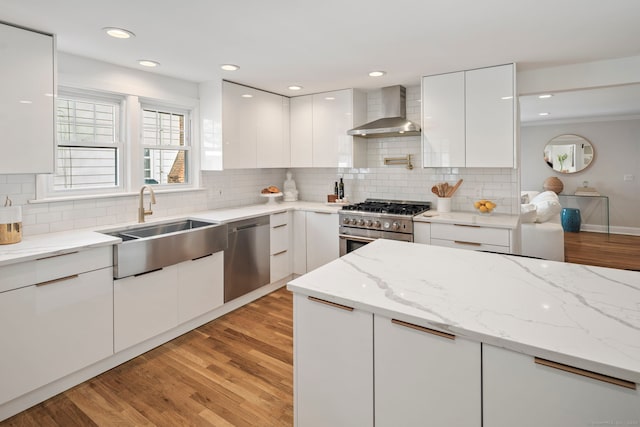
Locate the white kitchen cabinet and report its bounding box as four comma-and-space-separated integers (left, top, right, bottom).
290, 89, 367, 168
305, 211, 339, 272
375, 315, 481, 426
0, 259, 113, 405
430, 222, 513, 253
294, 293, 373, 426
222, 81, 290, 169
483, 344, 640, 427
292, 210, 308, 275
413, 221, 431, 244
289, 95, 313, 167
177, 251, 224, 324
0, 23, 55, 174
270, 211, 292, 282
114, 266, 179, 352
422, 64, 515, 168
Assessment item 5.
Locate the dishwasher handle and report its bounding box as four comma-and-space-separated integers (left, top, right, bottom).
227, 216, 270, 233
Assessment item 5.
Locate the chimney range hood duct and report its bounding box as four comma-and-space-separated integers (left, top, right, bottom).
347, 85, 421, 138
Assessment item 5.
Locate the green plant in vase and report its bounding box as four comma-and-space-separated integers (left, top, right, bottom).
557, 153, 568, 171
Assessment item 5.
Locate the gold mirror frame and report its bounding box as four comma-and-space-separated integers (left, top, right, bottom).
543, 134, 594, 174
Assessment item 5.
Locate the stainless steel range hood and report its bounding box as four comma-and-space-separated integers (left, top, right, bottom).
347, 85, 421, 138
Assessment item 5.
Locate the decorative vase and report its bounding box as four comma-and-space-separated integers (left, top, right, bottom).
561, 208, 581, 232
543, 176, 564, 194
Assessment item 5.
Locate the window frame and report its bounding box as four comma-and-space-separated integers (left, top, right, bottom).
41, 88, 126, 197
139, 102, 192, 188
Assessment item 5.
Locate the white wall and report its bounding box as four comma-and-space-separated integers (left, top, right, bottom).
521, 118, 640, 234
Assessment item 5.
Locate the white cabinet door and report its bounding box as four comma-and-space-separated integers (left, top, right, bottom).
483, 344, 640, 427
222, 81, 257, 169
305, 211, 339, 271
290, 95, 313, 167
114, 266, 179, 352
465, 64, 514, 168
256, 91, 290, 168
422, 71, 465, 168
270, 211, 291, 282
177, 252, 224, 324
0, 268, 113, 405
375, 315, 481, 426
292, 210, 307, 275
294, 293, 373, 426
413, 222, 431, 244
0, 23, 54, 174
312, 90, 353, 167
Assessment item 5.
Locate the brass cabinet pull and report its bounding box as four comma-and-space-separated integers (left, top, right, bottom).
454, 240, 482, 246
273, 224, 287, 229
307, 296, 354, 312
391, 319, 455, 340
36, 274, 79, 287
192, 253, 213, 261
534, 357, 636, 390
453, 224, 480, 228
272, 250, 288, 256
36, 251, 79, 261
311, 211, 332, 215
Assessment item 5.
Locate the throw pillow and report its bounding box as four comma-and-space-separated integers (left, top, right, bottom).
520, 203, 537, 223
520, 193, 530, 204
530, 191, 562, 223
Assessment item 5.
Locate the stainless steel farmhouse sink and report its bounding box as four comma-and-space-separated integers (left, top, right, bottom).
100, 218, 228, 279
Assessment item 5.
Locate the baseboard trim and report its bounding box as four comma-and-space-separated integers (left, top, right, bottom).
581, 224, 640, 236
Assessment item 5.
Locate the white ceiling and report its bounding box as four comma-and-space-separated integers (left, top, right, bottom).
2, 0, 640, 97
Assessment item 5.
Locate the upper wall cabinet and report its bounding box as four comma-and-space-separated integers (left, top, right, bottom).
0, 23, 55, 174
422, 64, 516, 168
290, 89, 367, 168
222, 81, 290, 169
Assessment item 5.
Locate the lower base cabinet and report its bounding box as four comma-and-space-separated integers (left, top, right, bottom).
114, 266, 179, 353
0, 267, 113, 404
177, 252, 224, 323
483, 344, 640, 427
375, 315, 481, 426
293, 293, 373, 426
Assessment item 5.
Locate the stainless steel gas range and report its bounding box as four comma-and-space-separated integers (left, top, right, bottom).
339, 199, 431, 256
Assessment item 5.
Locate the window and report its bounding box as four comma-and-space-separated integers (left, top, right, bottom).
141, 107, 190, 185
54, 92, 123, 191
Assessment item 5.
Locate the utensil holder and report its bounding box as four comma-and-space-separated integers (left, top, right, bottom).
437, 197, 451, 213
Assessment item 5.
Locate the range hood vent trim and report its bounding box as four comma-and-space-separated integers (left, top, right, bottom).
347, 85, 421, 138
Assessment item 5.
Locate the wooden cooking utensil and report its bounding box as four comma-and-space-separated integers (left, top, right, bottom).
446, 179, 464, 197
431, 186, 440, 196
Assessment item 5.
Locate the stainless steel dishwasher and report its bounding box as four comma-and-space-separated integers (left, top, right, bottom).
224, 215, 270, 302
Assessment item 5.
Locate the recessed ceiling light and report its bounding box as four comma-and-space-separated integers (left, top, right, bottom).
288, 85, 303, 91
538, 94, 553, 99
221, 64, 239, 71
501, 96, 513, 100
369, 71, 386, 77
325, 96, 335, 101
538, 112, 550, 116
241, 94, 253, 98
19, 100, 33, 104
138, 60, 160, 68
103, 27, 135, 39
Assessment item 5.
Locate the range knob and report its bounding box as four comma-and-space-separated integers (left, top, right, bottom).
350, 218, 358, 225
391, 222, 401, 231
374, 221, 382, 229
366, 220, 373, 227
343, 217, 351, 225
357, 219, 365, 226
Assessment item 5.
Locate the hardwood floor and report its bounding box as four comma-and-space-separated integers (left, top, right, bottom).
3, 232, 639, 426
1, 289, 294, 427
564, 231, 640, 271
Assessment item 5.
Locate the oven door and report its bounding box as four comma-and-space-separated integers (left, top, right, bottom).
339, 234, 376, 256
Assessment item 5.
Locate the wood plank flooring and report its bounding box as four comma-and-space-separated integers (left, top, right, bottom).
564, 231, 640, 271
1, 289, 294, 427
3, 232, 639, 426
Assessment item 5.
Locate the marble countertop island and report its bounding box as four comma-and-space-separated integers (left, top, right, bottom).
287, 239, 640, 383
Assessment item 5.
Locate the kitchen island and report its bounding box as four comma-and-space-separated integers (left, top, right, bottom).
287, 239, 640, 426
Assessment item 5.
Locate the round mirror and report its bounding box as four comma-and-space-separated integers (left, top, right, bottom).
543, 134, 594, 174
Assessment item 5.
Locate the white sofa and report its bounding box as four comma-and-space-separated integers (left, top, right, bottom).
520, 191, 565, 262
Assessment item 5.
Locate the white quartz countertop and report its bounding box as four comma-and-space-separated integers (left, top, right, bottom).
0, 201, 338, 267
413, 211, 519, 229
287, 239, 640, 383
